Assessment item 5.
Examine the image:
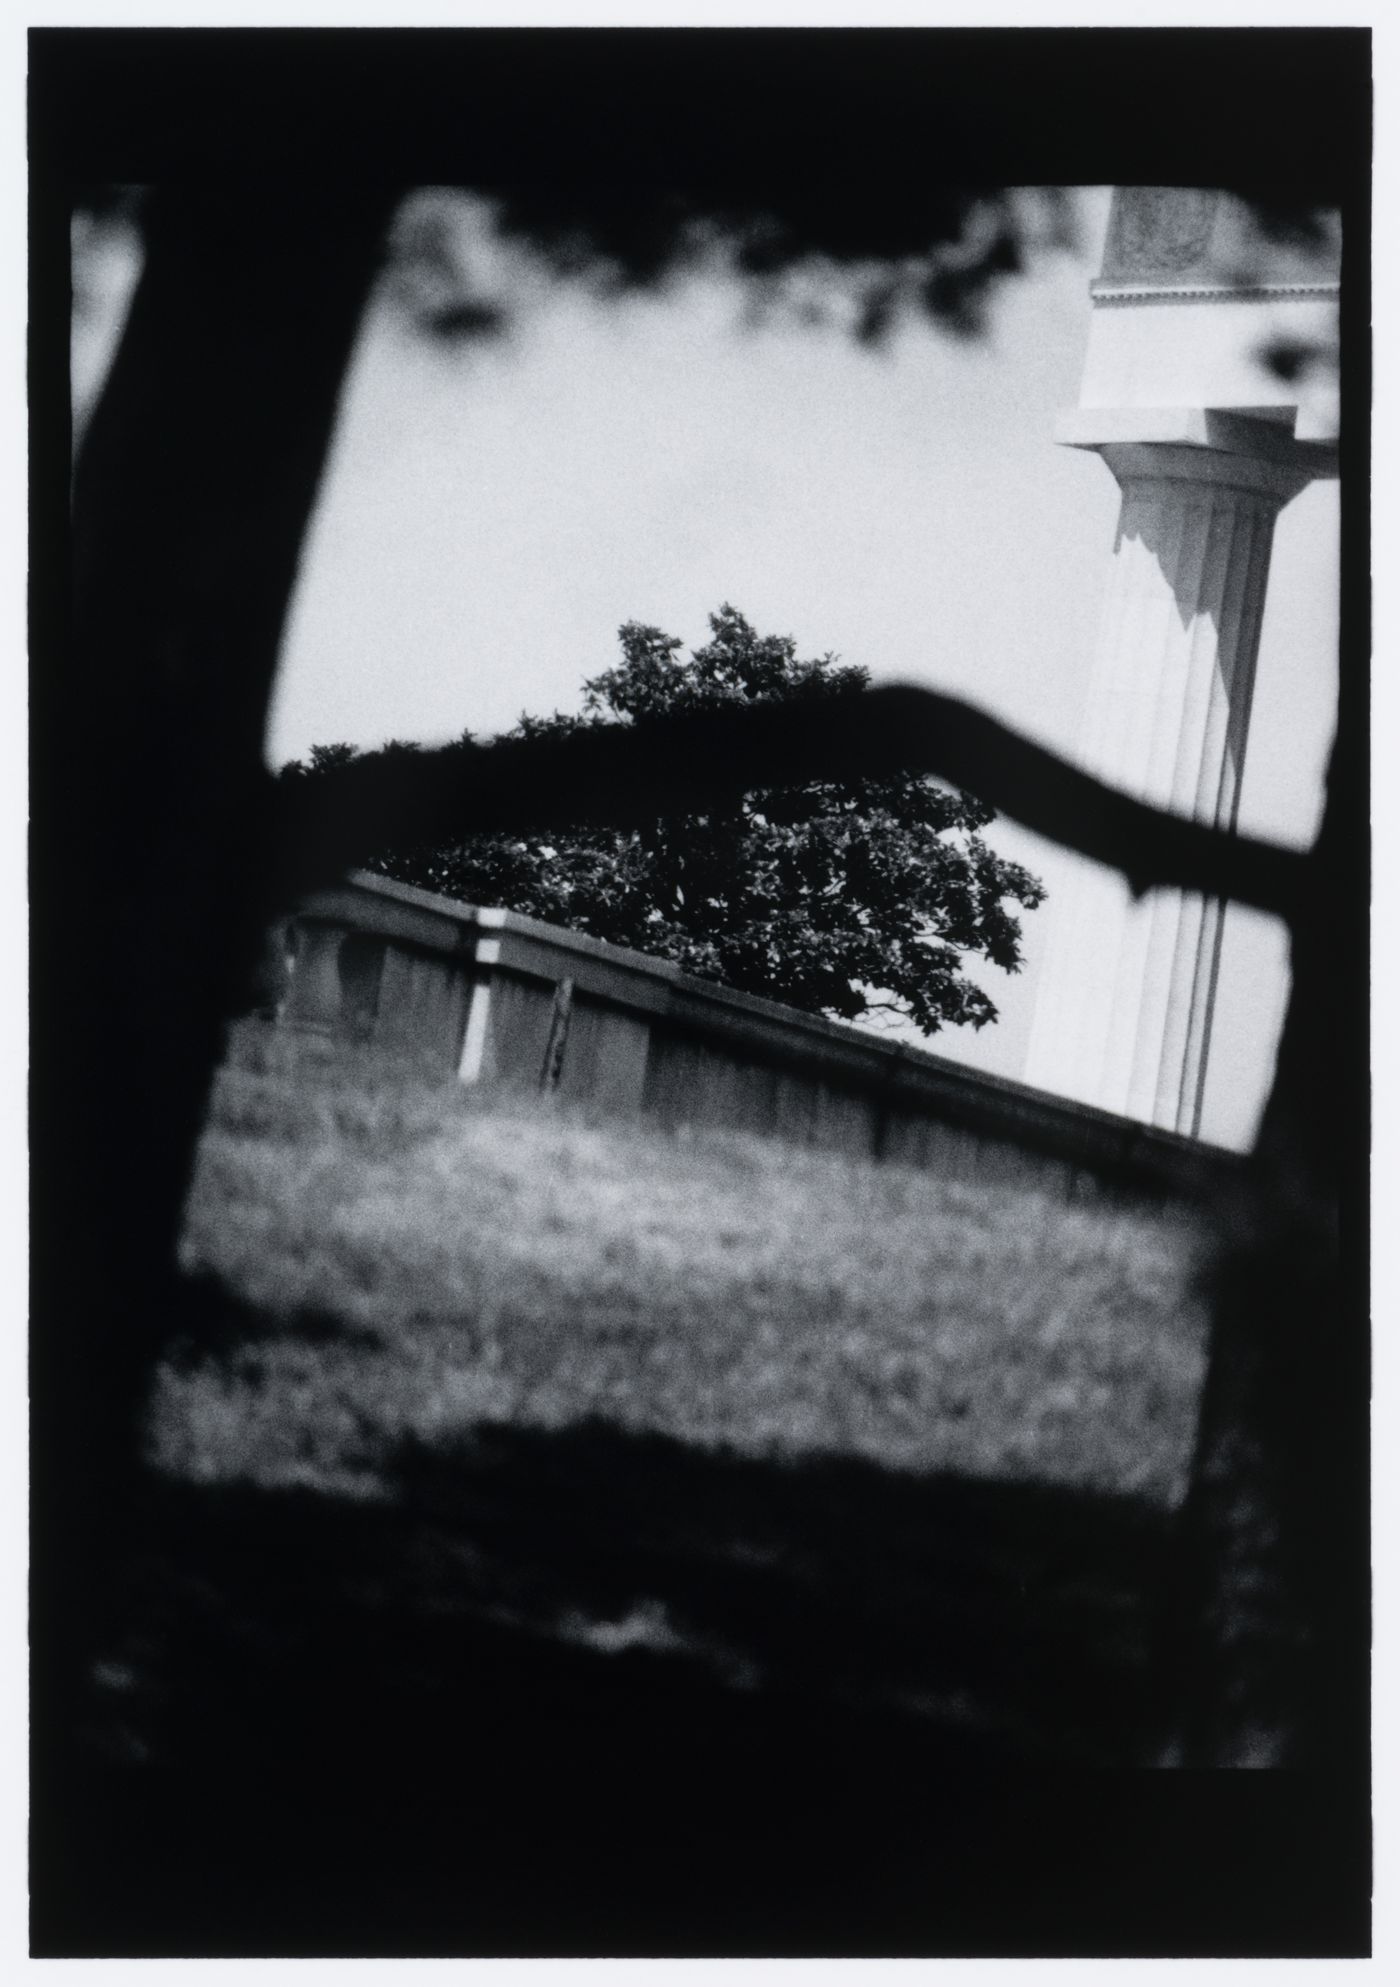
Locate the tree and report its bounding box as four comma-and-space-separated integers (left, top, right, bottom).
283, 606, 1045, 1036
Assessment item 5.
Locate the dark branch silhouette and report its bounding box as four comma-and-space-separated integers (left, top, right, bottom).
270, 682, 1311, 926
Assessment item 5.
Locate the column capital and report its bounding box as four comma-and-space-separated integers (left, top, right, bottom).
1056, 405, 1336, 503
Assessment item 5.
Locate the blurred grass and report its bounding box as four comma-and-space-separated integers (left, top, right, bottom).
159, 1020, 1212, 1510
52, 1022, 1227, 1952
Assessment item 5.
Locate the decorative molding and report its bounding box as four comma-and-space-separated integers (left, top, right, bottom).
1090, 281, 1339, 309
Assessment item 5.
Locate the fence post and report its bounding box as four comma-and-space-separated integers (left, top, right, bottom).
540, 977, 576, 1093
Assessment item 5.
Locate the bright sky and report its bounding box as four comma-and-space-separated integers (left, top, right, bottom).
271, 189, 1117, 766
73, 185, 1338, 1150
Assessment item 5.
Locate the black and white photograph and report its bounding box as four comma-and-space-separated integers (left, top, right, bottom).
27, 19, 1372, 1960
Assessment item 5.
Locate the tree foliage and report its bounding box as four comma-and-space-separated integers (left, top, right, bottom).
284, 607, 1044, 1036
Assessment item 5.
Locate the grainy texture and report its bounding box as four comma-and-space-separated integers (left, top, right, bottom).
42, 1028, 1232, 1958
162, 1025, 1211, 1508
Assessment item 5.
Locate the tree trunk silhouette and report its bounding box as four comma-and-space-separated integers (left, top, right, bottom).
1165, 705, 1364, 1768
34, 184, 396, 1771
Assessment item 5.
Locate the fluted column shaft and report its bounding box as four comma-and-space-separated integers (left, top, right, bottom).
1026, 439, 1310, 1135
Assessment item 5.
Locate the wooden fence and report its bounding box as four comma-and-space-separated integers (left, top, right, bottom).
272, 869, 1244, 1211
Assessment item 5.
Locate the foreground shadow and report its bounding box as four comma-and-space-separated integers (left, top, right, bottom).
33, 1410, 1365, 1958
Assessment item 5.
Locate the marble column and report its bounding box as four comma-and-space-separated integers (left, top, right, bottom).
1025, 423, 1315, 1136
